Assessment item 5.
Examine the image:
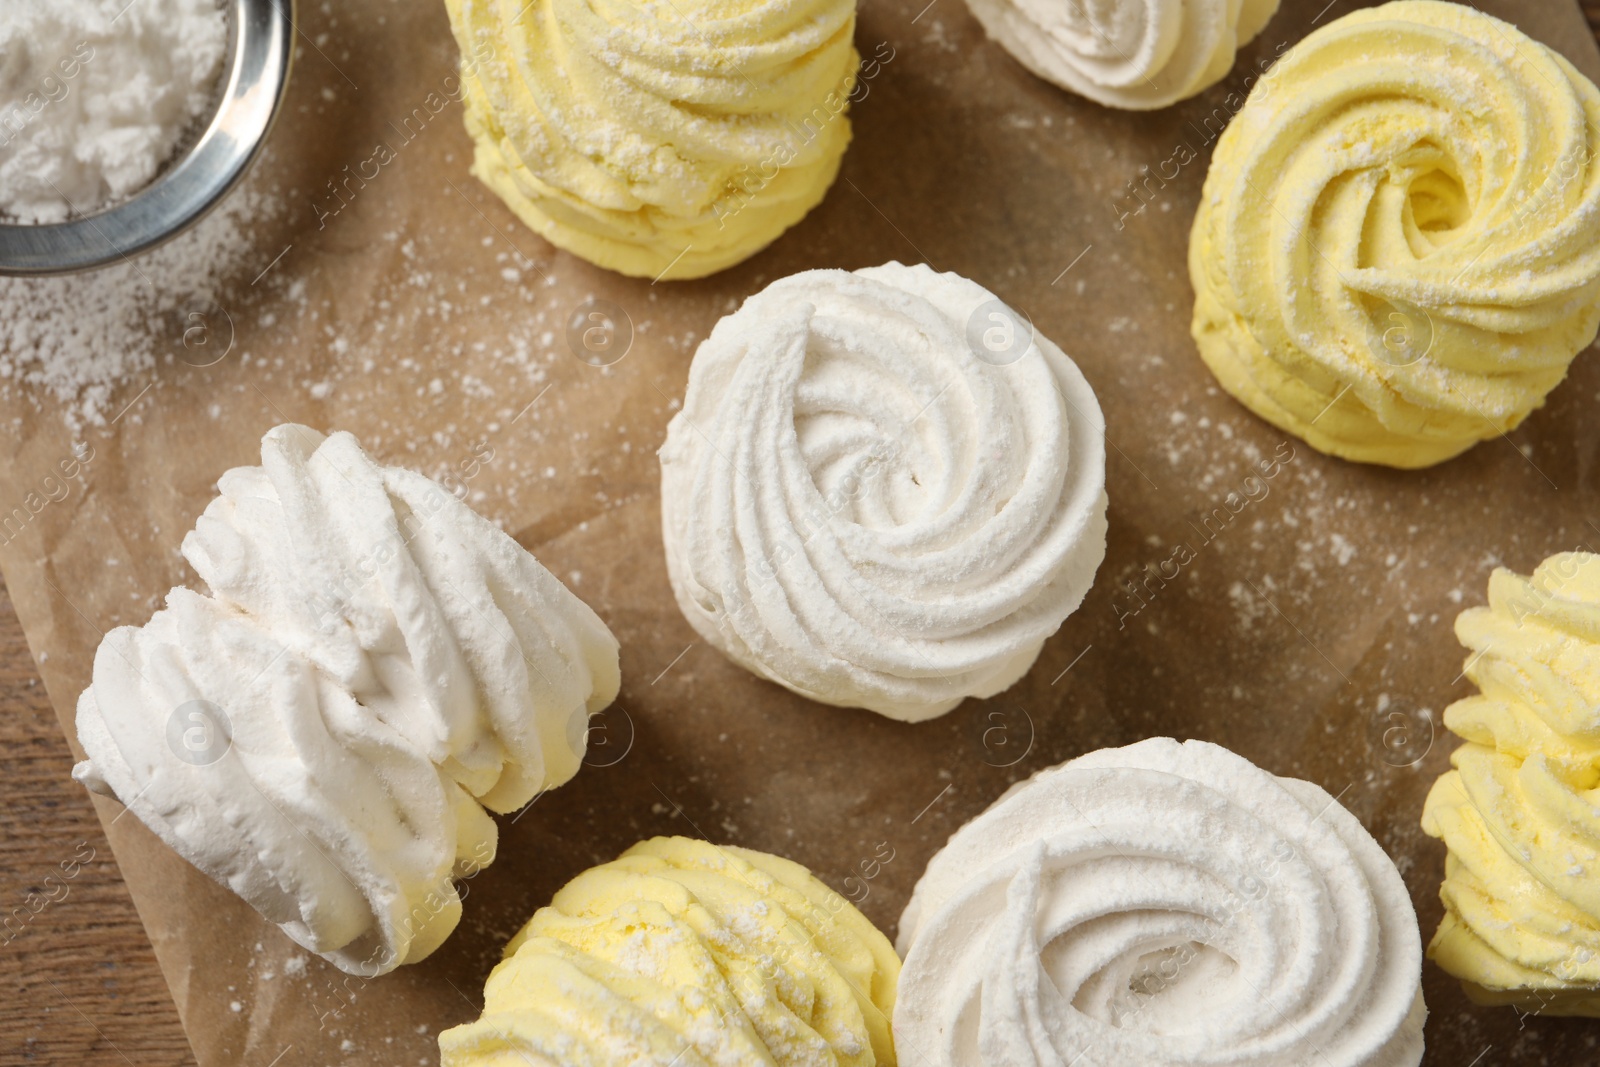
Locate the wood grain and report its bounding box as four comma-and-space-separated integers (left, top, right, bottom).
6, 7, 1600, 1065
0, 573, 195, 1065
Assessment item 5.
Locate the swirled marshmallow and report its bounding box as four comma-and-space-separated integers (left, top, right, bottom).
1190, 0, 1600, 468
444, 0, 858, 280
965, 0, 1278, 109
895, 738, 1426, 1066
1422, 553, 1600, 1014
658, 262, 1108, 721
439, 836, 900, 1066
72, 425, 620, 975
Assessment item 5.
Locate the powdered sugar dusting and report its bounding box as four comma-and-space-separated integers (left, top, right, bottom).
0, 169, 281, 430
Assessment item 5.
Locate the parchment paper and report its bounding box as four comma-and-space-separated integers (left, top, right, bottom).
2, 0, 1598, 1062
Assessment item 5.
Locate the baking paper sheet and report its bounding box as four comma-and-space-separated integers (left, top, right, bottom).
2, 0, 1598, 1061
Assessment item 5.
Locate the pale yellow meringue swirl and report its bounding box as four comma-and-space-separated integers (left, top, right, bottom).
1190, 0, 1600, 468
438, 837, 900, 1066
444, 0, 858, 280
1422, 552, 1600, 1014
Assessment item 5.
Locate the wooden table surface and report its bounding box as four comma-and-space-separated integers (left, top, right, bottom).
0, 569, 193, 1066
6, 5, 1600, 1064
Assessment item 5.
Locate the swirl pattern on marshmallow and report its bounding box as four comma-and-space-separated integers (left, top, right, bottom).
658, 262, 1108, 721
895, 738, 1426, 1066
73, 425, 620, 975
1189, 0, 1600, 468
965, 0, 1279, 109
445, 0, 858, 280
1422, 553, 1600, 1014
439, 836, 900, 1066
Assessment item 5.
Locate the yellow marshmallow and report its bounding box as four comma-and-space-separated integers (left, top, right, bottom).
444, 0, 858, 280
1421, 553, 1600, 1014
1190, 0, 1600, 468
438, 837, 899, 1065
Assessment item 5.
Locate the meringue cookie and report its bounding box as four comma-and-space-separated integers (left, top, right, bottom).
444, 0, 858, 280
73, 425, 620, 975
438, 836, 900, 1066
1421, 553, 1600, 1014
965, 0, 1278, 109
896, 738, 1426, 1066
1189, 0, 1600, 468
658, 262, 1108, 721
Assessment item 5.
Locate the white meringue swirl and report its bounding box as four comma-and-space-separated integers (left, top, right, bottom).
895, 738, 1426, 1066
73, 425, 621, 975
964, 0, 1280, 109
658, 262, 1107, 721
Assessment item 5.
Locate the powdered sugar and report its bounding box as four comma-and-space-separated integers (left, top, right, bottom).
0, 0, 228, 222
0, 170, 279, 430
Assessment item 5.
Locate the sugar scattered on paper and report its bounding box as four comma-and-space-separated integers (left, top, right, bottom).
0, 170, 280, 430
